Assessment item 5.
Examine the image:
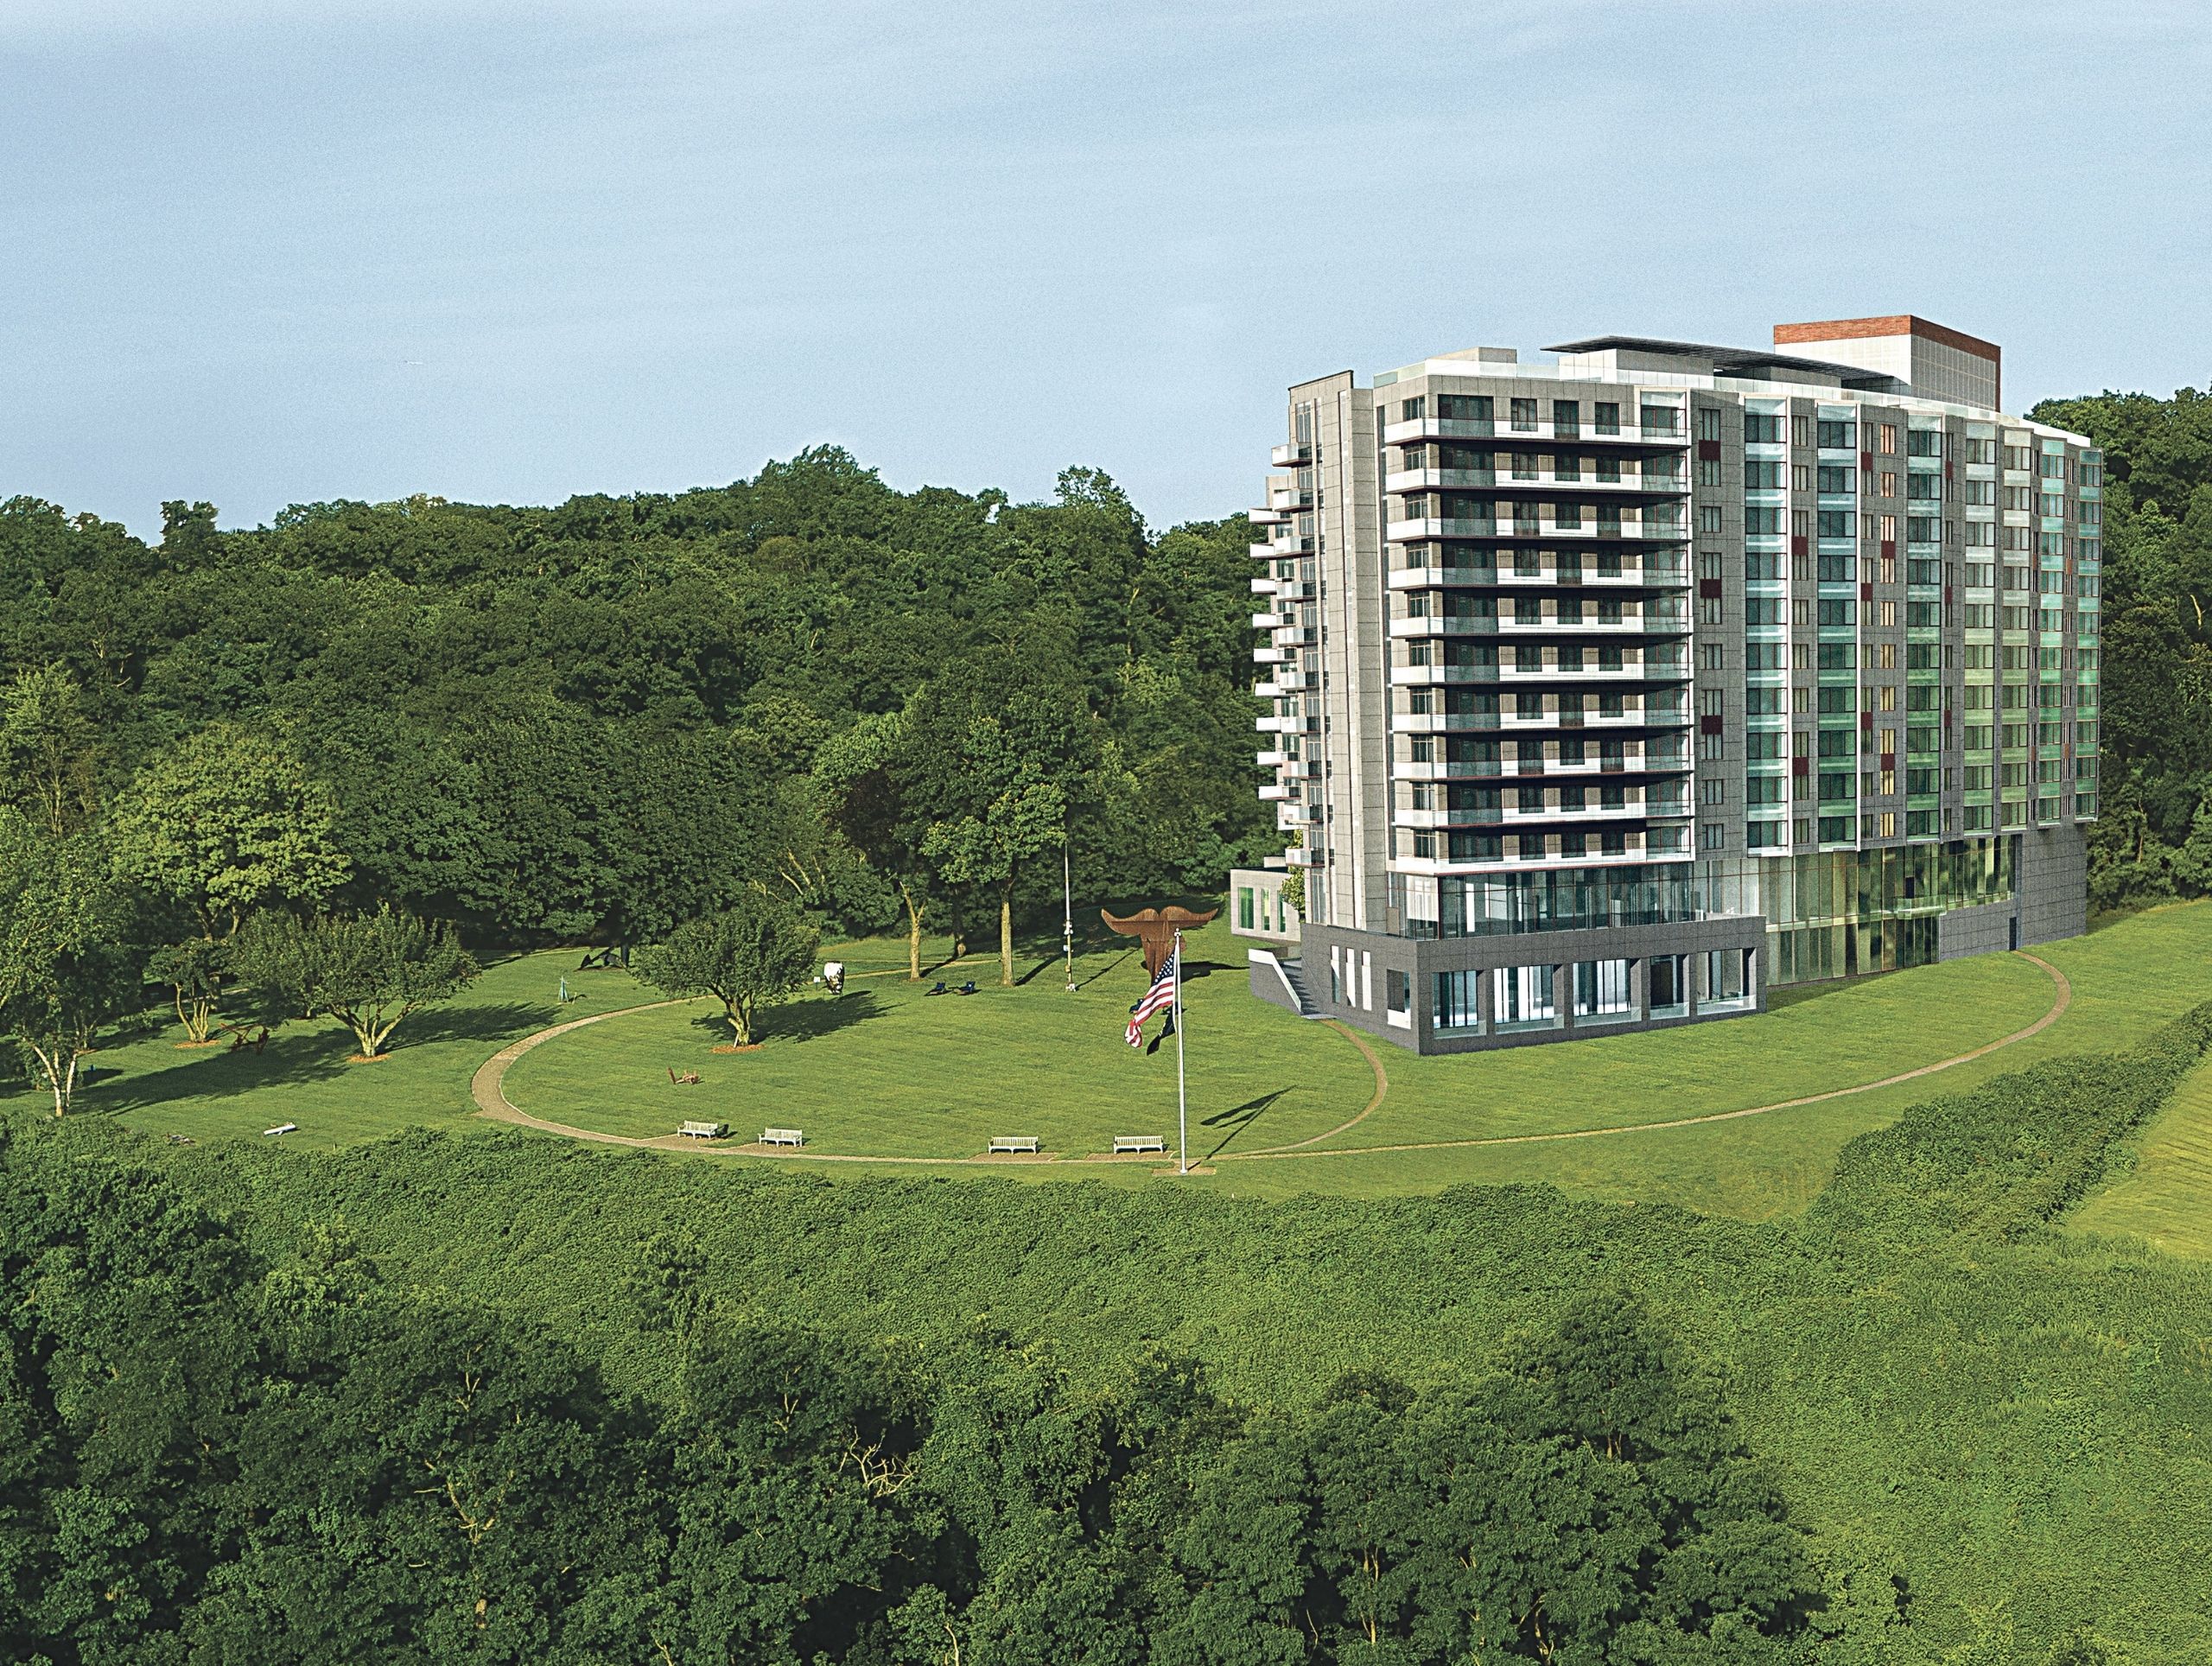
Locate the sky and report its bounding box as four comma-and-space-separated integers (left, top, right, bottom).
3, 0, 2209, 538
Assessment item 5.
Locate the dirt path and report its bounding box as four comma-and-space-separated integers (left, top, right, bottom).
470, 952, 2071, 1172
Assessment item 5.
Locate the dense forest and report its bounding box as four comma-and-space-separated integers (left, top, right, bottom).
0, 1111, 1821, 1663
2030, 389, 2212, 906
0, 451, 1268, 963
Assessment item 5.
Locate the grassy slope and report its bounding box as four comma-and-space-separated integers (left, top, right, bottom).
33, 902, 2212, 1225
21, 903, 2212, 1661
2073, 1057, 2212, 1256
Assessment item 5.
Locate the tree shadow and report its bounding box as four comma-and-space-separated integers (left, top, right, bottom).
1199, 1089, 1292, 1161
684, 992, 880, 1047
75, 1027, 359, 1117
392, 1002, 557, 1049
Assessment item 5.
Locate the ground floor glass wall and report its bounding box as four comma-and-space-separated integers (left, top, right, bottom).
1757, 838, 2012, 986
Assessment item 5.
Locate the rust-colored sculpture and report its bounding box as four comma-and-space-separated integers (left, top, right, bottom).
1100, 906, 1218, 976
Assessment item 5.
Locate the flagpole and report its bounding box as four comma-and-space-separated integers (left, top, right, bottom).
1062, 844, 1076, 992
1173, 928, 1187, 1174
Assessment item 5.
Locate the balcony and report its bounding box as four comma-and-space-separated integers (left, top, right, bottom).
1383, 467, 1687, 498
1249, 506, 1287, 526
1382, 416, 1687, 449
1387, 560, 1669, 591
1386, 514, 1687, 545
1250, 609, 1288, 630
1249, 535, 1313, 560
1249, 575, 1278, 596
1253, 645, 1291, 665
1255, 712, 1321, 735
1268, 486, 1314, 513
1255, 747, 1289, 767
1271, 442, 1313, 467
1258, 783, 1293, 802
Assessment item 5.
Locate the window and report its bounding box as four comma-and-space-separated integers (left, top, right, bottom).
1878, 423, 1897, 455
1818, 465, 1856, 493
1907, 429, 1942, 458
1594, 401, 1620, 436
1511, 397, 1539, 431
1553, 399, 1580, 436
1744, 412, 1782, 443
1642, 404, 1682, 436
1437, 393, 1491, 423
1433, 969, 1481, 1031
1573, 959, 1633, 1019
1400, 397, 1425, 422
1745, 460, 1783, 490
1492, 964, 1558, 1029
1817, 510, 1854, 539
1817, 418, 1856, 449
1695, 407, 1722, 442
1386, 970, 1410, 1015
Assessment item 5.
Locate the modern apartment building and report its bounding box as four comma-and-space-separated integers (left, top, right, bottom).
1241, 316, 2101, 1052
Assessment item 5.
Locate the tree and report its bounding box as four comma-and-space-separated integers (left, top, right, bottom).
0, 664, 101, 836
109, 722, 349, 1042
636, 893, 819, 1046
817, 707, 938, 979
234, 904, 478, 1059
923, 773, 1066, 988
0, 812, 141, 1116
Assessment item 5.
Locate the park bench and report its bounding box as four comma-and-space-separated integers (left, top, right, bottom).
1112, 1135, 1166, 1156
678, 1120, 728, 1140
988, 1135, 1040, 1155
263, 1122, 298, 1138
760, 1127, 805, 1148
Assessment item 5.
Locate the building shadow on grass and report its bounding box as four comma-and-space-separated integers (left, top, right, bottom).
1199, 1089, 1292, 1160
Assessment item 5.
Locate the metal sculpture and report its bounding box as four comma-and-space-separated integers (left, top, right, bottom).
1100, 906, 1218, 976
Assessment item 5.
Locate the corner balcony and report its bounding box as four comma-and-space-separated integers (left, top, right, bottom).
1271, 442, 1313, 467
1387, 560, 1674, 592
1258, 783, 1293, 802
1250, 535, 1313, 560
1268, 485, 1314, 512
1253, 644, 1292, 665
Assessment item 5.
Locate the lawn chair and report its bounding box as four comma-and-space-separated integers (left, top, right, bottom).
957, 981, 978, 995
667, 1066, 701, 1086
925, 981, 948, 996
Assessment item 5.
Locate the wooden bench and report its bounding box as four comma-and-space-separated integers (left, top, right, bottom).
988, 1135, 1040, 1155
262, 1122, 298, 1138
1113, 1135, 1166, 1156
678, 1120, 728, 1140
760, 1127, 805, 1148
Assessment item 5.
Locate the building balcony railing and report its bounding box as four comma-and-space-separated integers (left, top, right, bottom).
1249, 506, 1287, 526
1389, 656, 1683, 688
1268, 486, 1313, 512
1381, 416, 1688, 449
1389, 835, 1675, 876
1392, 696, 1688, 734
1387, 560, 1682, 592
1271, 442, 1313, 467
1249, 535, 1313, 560
1252, 645, 1291, 665
1395, 747, 1681, 781
1250, 609, 1289, 630
1258, 783, 1293, 802
1386, 515, 1689, 545
1389, 609, 1671, 639
1383, 468, 1687, 498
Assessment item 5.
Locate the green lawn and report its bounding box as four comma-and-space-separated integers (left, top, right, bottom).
499, 934, 1376, 1160
43, 950, 647, 1151
26, 902, 2212, 1220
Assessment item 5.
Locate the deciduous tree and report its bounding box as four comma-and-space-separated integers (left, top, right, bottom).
0, 811, 140, 1116
636, 893, 819, 1046
235, 904, 478, 1059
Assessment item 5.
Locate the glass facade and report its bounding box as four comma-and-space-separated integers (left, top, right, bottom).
1758, 836, 2013, 984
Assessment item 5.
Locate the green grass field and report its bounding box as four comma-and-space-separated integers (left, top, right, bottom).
28, 900, 2212, 1221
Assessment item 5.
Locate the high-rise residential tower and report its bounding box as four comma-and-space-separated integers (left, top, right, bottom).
1236, 320, 2101, 1052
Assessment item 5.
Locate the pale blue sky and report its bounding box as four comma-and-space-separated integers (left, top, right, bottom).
3, 0, 2208, 537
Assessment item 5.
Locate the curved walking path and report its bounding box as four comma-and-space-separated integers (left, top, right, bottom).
470, 952, 2071, 1170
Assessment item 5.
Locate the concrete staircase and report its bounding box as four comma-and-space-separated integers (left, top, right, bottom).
1249, 948, 1321, 1019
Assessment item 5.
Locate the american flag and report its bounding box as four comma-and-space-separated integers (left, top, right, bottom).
1125, 950, 1179, 1047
